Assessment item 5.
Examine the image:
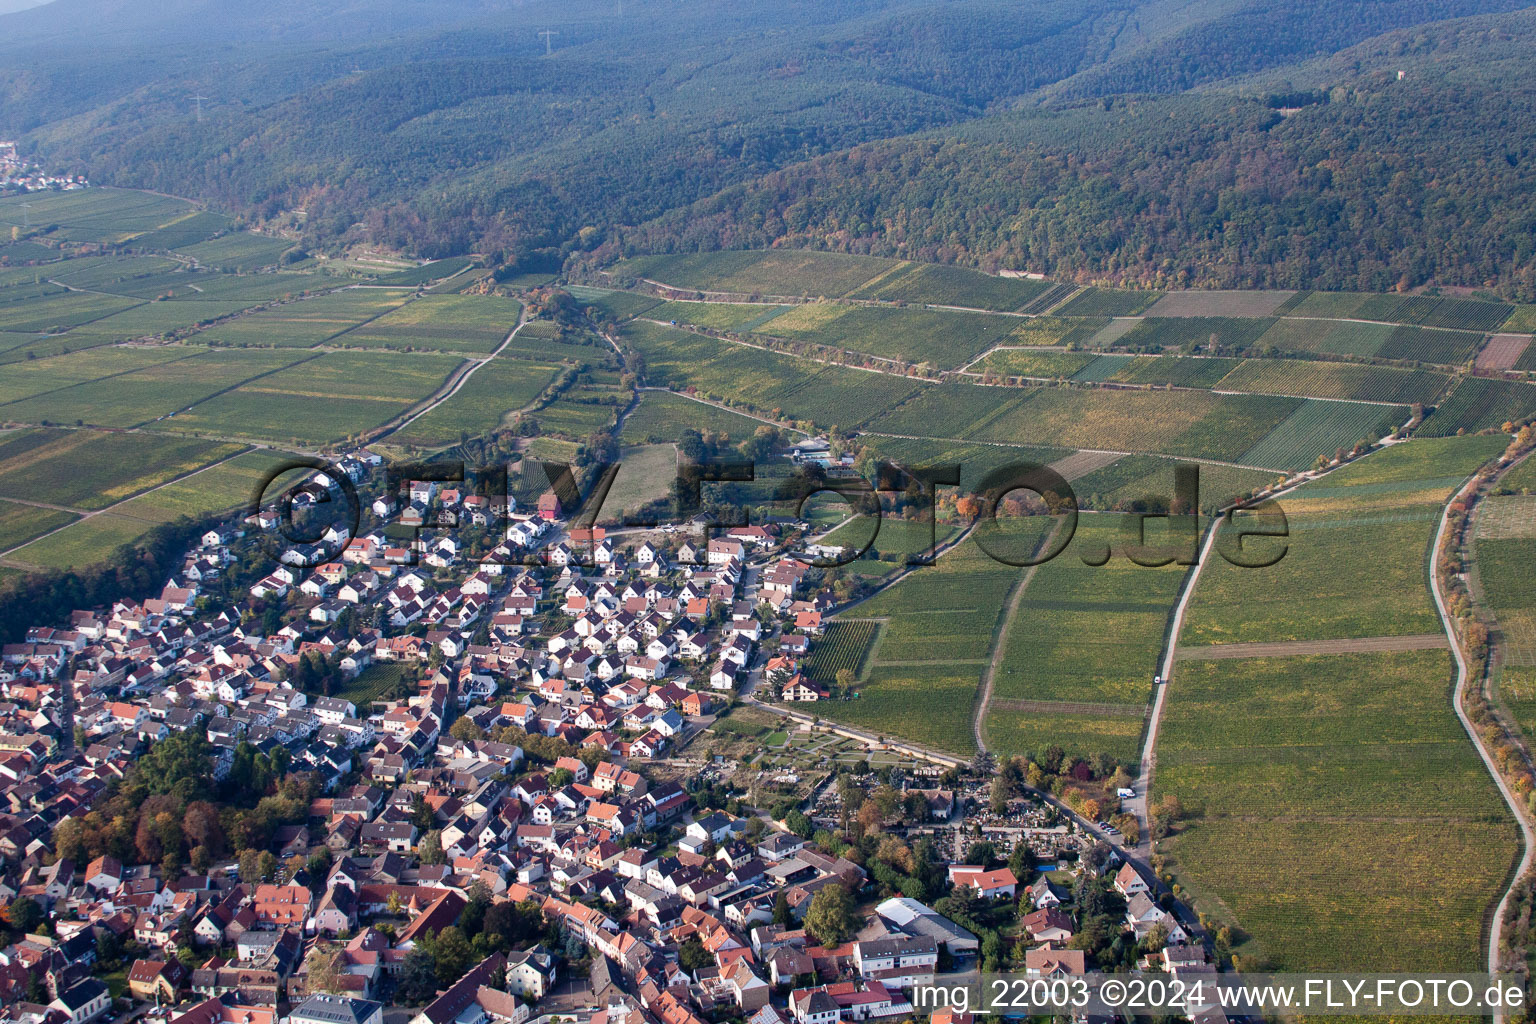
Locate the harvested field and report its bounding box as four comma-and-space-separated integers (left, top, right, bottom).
1476, 333, 1533, 370
1143, 290, 1296, 318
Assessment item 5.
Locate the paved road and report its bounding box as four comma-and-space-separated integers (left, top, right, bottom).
1437, 466, 1535, 1018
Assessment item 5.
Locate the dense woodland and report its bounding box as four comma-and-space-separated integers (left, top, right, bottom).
5, 0, 1536, 294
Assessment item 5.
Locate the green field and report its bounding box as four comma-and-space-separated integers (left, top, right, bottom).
0, 347, 309, 427
0, 346, 193, 406
615, 250, 899, 299
154, 350, 462, 445
753, 303, 1011, 369
1419, 377, 1536, 436
620, 391, 772, 444
368, 257, 474, 287
0, 430, 243, 510
1117, 316, 1277, 352
569, 286, 663, 321
195, 288, 412, 347
845, 262, 1051, 311
1051, 287, 1163, 317
1158, 430, 1517, 971
969, 349, 1098, 378
1105, 355, 1243, 388
598, 444, 678, 521
984, 514, 1191, 762
801, 620, 880, 684
1157, 651, 1515, 970
646, 300, 785, 332
0, 290, 141, 333
623, 320, 923, 430
7, 511, 166, 570
812, 534, 1048, 753
0, 498, 77, 553
1237, 399, 1403, 471
1181, 512, 1441, 645
392, 355, 563, 448
176, 231, 294, 271
1071, 455, 1276, 513
0, 188, 196, 243
329, 294, 521, 353
1213, 359, 1449, 404
970, 387, 1301, 464
129, 211, 233, 250
1254, 317, 1398, 357
108, 449, 302, 523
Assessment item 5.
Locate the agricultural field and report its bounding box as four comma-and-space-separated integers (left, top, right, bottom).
614, 250, 898, 299
0, 346, 193, 406
853, 435, 1072, 497
1236, 399, 1403, 471
1157, 433, 1517, 971
0, 187, 196, 243
819, 517, 959, 578
645, 300, 785, 333
568, 286, 663, 321
1142, 290, 1296, 318
801, 620, 880, 684
1157, 651, 1515, 971
864, 381, 1025, 439
814, 533, 1048, 753
969, 349, 1097, 378
845, 261, 1051, 311
1279, 433, 1504, 515
149, 350, 461, 445
1051, 287, 1163, 317
6, 511, 167, 570
622, 320, 923, 430
392, 355, 563, 449
107, 450, 302, 524
1002, 316, 1110, 347
1105, 355, 1242, 388
1071, 455, 1276, 514
1474, 537, 1536, 661
620, 391, 775, 445
194, 288, 412, 347
176, 231, 294, 271
1253, 317, 1396, 357
1069, 355, 1136, 382
48, 255, 183, 289
62, 299, 266, 340
969, 387, 1300, 465
368, 257, 474, 287
1498, 665, 1536, 743
1419, 377, 1536, 436
0, 347, 309, 428
329, 294, 521, 353
0, 430, 242, 510
1180, 512, 1440, 645
1376, 325, 1484, 364
0, 499, 77, 554
597, 445, 678, 522
129, 211, 232, 250
984, 513, 1193, 763
1212, 358, 1449, 404
1117, 316, 1277, 352
0, 290, 141, 333
753, 303, 1010, 370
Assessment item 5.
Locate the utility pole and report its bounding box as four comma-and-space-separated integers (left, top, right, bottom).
538, 29, 558, 55
192, 94, 208, 121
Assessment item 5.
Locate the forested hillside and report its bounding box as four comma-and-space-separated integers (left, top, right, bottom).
610, 9, 1536, 298
4, 0, 1536, 293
